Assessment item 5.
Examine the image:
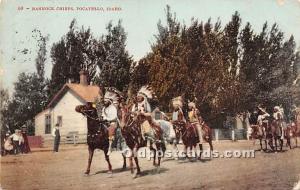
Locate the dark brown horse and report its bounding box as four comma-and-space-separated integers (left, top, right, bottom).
250, 124, 267, 151
173, 120, 213, 159
119, 104, 165, 178
267, 120, 283, 152
75, 104, 126, 175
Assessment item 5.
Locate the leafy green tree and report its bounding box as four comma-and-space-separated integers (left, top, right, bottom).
3, 30, 49, 135
95, 20, 133, 92
49, 19, 98, 98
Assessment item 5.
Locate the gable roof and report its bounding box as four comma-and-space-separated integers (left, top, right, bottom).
47, 83, 101, 108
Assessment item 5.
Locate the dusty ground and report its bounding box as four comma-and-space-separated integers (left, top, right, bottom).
1, 140, 300, 190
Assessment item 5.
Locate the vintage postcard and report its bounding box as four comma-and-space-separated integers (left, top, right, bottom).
0, 0, 300, 189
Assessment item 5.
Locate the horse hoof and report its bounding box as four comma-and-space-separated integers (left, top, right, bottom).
156, 166, 160, 173
84, 172, 90, 177
107, 171, 113, 178
132, 173, 141, 179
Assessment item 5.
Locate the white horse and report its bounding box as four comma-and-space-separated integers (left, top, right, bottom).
155, 120, 179, 159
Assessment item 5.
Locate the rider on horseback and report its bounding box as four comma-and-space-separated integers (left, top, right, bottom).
102, 87, 121, 155
171, 96, 186, 125
188, 101, 204, 146
257, 106, 270, 138
131, 85, 156, 142
273, 106, 284, 140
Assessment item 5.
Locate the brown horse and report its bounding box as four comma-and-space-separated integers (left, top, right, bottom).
119, 104, 165, 178
267, 120, 283, 152
173, 120, 213, 159
75, 104, 126, 175
250, 125, 268, 151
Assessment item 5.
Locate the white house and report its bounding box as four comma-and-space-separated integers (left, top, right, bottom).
34, 71, 101, 141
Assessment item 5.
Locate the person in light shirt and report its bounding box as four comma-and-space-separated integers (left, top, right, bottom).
9, 129, 23, 155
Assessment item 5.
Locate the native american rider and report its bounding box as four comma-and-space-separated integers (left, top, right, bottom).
273, 106, 285, 140
102, 87, 121, 155
188, 101, 204, 146
131, 85, 158, 142
171, 96, 186, 135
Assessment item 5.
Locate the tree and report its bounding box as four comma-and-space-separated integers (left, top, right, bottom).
95, 20, 133, 92
2, 30, 49, 135
49, 19, 98, 98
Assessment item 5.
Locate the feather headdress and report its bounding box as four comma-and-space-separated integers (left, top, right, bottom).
104, 87, 121, 105
137, 85, 154, 99
172, 96, 183, 108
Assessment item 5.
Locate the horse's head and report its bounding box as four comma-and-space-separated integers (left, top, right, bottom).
75, 105, 87, 114
119, 103, 137, 129
75, 103, 98, 120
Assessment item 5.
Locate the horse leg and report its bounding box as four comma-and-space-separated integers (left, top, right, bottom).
122, 153, 127, 170
173, 139, 179, 160
287, 137, 292, 149
209, 140, 214, 151
149, 141, 156, 166
264, 139, 267, 151
156, 143, 163, 173
274, 138, 278, 152
198, 144, 203, 160
133, 156, 141, 178
85, 146, 94, 175
132, 145, 141, 178
129, 154, 134, 174
104, 150, 112, 173
259, 139, 263, 151
280, 138, 283, 151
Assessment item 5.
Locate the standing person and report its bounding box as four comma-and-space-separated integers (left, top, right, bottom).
21, 126, 31, 153
52, 124, 60, 152
9, 129, 22, 155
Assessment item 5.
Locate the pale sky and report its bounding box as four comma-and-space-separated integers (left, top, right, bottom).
1, 0, 300, 94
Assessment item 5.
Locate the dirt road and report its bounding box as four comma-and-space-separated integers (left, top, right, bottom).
1, 141, 300, 190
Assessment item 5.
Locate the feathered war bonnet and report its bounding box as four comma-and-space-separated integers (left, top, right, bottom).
137, 85, 154, 100
104, 87, 122, 106
172, 96, 183, 109
136, 85, 154, 112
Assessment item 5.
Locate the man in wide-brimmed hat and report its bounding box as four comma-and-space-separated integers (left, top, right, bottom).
52, 123, 60, 152
257, 106, 270, 138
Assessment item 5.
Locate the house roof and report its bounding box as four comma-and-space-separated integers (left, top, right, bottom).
47, 83, 101, 108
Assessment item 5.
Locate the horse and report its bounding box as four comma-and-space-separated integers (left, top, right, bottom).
172, 120, 213, 160
250, 125, 268, 151
155, 119, 179, 158
75, 104, 127, 175
267, 119, 283, 152
119, 104, 165, 178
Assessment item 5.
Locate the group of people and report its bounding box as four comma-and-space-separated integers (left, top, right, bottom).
249, 104, 295, 140
3, 127, 31, 155
97, 86, 206, 155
